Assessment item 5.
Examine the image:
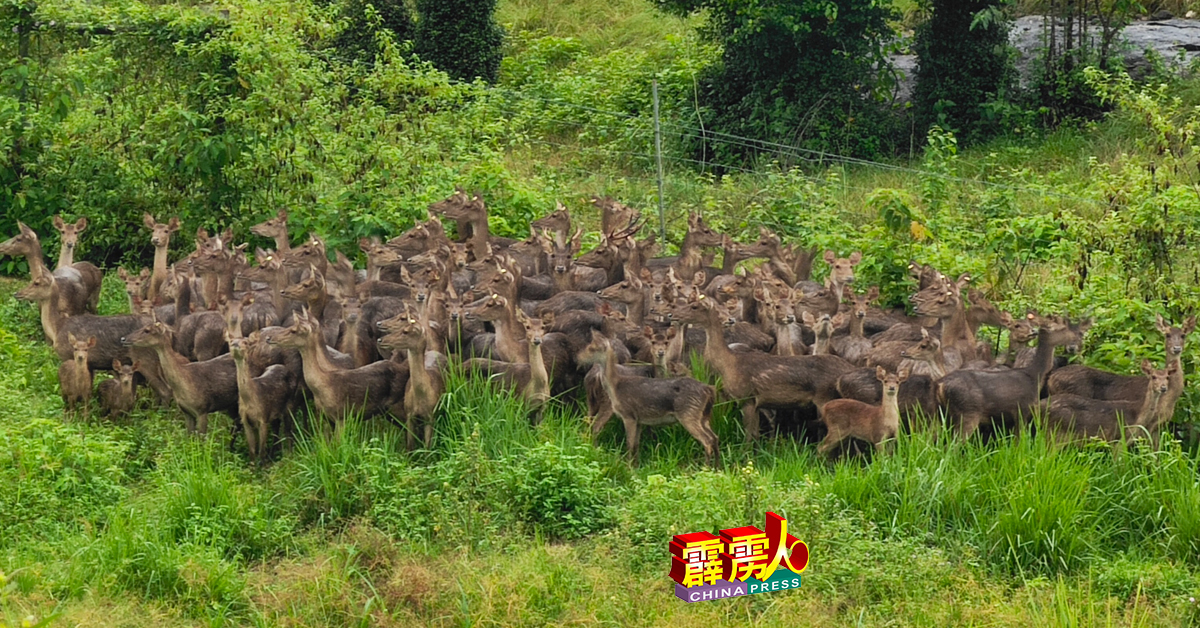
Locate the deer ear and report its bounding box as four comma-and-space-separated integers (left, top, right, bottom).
898, 365, 911, 382
866, 286, 879, 302
1156, 313, 1168, 333
143, 213, 156, 229
75, 217, 88, 232
68, 332, 78, 345
117, 267, 129, 280
1141, 360, 1154, 375
823, 250, 836, 264
801, 310, 815, 326
1077, 318, 1093, 333
87, 336, 97, 348
112, 359, 123, 371
1000, 312, 1013, 326
876, 365, 886, 381
848, 251, 862, 265
920, 327, 930, 339
53, 216, 66, 231
666, 326, 677, 339
167, 216, 180, 232
1186, 316, 1197, 335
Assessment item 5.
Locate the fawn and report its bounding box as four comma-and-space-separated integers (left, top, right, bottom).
819, 366, 909, 456
577, 330, 719, 467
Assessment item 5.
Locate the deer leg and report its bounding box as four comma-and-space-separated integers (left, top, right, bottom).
406, 415, 417, 451
817, 429, 844, 458
622, 417, 641, 466
423, 420, 434, 449
679, 410, 718, 468
197, 413, 209, 438
183, 411, 197, 434
741, 401, 760, 443
956, 413, 983, 440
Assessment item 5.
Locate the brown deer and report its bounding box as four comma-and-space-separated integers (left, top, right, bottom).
117, 267, 152, 311
1, 221, 102, 315
671, 295, 855, 442
646, 213, 724, 281
378, 312, 445, 450
820, 250, 861, 301
936, 314, 1090, 439
250, 209, 291, 253
265, 309, 407, 429
802, 310, 841, 356
1047, 315, 1195, 405
98, 360, 139, 418
122, 320, 239, 436
59, 333, 96, 417
143, 214, 181, 304
464, 311, 553, 422
829, 287, 877, 366
819, 366, 909, 456
228, 331, 299, 464
1039, 360, 1172, 444
577, 330, 719, 467
51, 216, 87, 269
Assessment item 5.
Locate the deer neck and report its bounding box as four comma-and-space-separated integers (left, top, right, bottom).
528, 341, 550, 401
296, 332, 337, 398
57, 241, 73, 269
599, 345, 622, 408
338, 318, 359, 356
1023, 329, 1059, 385
39, 283, 65, 345
882, 390, 902, 426
200, 272, 220, 310
174, 278, 193, 329
1161, 354, 1186, 424
624, 296, 645, 327
150, 245, 170, 301
24, 240, 48, 278
699, 313, 736, 380
924, 350, 948, 380
151, 339, 196, 401
940, 304, 976, 359
231, 351, 257, 407
813, 330, 831, 356
305, 289, 328, 320
677, 234, 704, 277
769, 251, 797, 285
850, 315, 865, 338
274, 233, 291, 254
774, 323, 799, 356
405, 338, 434, 398
1135, 387, 1167, 429
552, 269, 574, 294
492, 307, 528, 364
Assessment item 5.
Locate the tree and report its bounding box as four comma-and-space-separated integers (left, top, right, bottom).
655, 0, 899, 162
414, 0, 503, 83
329, 0, 414, 64
912, 1, 1013, 142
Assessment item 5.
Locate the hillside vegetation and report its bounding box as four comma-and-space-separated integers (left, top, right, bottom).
5, 0, 1200, 626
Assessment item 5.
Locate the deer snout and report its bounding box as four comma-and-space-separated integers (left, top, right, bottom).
1172, 344, 1184, 355
900, 349, 911, 358
555, 265, 567, 274
416, 293, 427, 303
120, 337, 131, 346
784, 314, 796, 324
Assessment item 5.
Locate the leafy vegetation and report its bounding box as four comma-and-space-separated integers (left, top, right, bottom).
6, 0, 1200, 625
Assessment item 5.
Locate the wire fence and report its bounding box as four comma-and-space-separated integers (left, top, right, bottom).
476, 79, 1111, 216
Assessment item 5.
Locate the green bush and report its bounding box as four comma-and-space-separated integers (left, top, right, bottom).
913, 0, 1014, 143
326, 0, 414, 64
503, 442, 614, 540
655, 0, 901, 161
414, 0, 503, 83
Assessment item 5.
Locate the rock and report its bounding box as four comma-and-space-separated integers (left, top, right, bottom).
887, 15, 1200, 105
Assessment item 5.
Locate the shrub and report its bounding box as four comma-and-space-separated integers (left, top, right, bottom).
655, 0, 901, 161
913, 0, 1014, 144
326, 0, 414, 64
502, 442, 614, 540
414, 0, 504, 83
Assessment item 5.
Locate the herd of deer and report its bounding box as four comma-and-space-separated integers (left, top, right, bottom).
1, 192, 1192, 466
